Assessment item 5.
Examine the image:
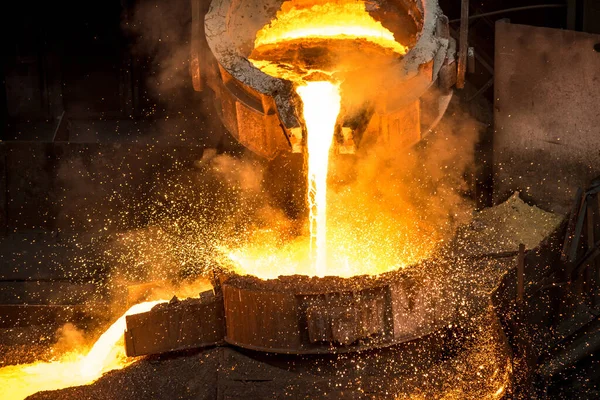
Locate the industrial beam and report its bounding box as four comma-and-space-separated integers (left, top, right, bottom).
456, 0, 469, 88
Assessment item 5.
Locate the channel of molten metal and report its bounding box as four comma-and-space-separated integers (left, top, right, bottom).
0, 300, 167, 400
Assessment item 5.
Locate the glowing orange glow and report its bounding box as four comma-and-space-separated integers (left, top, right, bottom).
297, 81, 341, 276
226, 214, 437, 279
254, 0, 408, 55
494, 386, 506, 397
0, 300, 166, 400
227, 0, 437, 278
79, 300, 167, 379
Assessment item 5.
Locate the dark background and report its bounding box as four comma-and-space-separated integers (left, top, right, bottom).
2, 0, 598, 139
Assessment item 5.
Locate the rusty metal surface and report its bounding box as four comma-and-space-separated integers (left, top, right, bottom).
190, 0, 211, 92
216, 306, 511, 399
221, 272, 456, 354
203, 0, 455, 158
302, 289, 386, 345
370, 100, 422, 150
493, 22, 600, 213
208, 66, 291, 160
222, 285, 302, 352
124, 294, 225, 357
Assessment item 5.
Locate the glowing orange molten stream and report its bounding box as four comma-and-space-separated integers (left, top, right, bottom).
254, 0, 408, 55
79, 300, 167, 378
0, 300, 167, 400
296, 81, 341, 276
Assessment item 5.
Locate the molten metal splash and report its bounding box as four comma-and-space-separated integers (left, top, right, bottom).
254, 0, 408, 55
296, 81, 341, 276
0, 300, 166, 400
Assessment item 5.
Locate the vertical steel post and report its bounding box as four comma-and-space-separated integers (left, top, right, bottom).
457, 0, 470, 88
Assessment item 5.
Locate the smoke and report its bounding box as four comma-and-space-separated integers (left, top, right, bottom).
126, 0, 193, 101
222, 96, 480, 279
52, 323, 87, 356
331, 99, 478, 236
325, 97, 478, 274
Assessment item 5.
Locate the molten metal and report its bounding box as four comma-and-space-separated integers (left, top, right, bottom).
0, 300, 167, 400
296, 81, 341, 276
254, 0, 408, 55
79, 300, 167, 378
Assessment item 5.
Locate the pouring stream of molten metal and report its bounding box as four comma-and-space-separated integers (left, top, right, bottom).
79, 300, 167, 379
0, 300, 167, 400
296, 81, 341, 276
